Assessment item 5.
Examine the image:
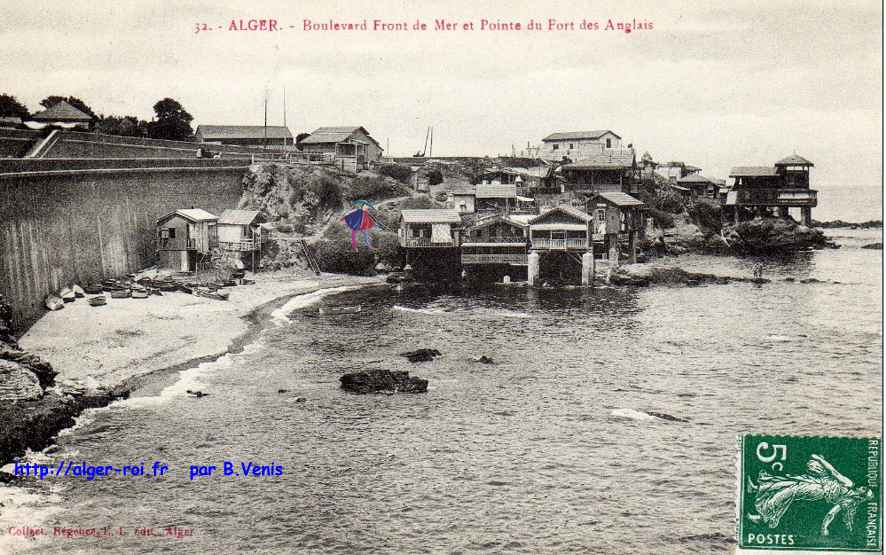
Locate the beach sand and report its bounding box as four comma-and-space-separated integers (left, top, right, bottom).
17, 271, 383, 392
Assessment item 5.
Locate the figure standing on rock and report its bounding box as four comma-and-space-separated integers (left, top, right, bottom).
0, 294, 13, 339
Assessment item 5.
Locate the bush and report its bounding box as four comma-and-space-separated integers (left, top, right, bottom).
314, 225, 375, 274
377, 163, 414, 184
687, 199, 723, 233
346, 176, 407, 201
374, 231, 403, 267
308, 175, 343, 209
646, 207, 675, 229
427, 169, 443, 186
400, 197, 435, 210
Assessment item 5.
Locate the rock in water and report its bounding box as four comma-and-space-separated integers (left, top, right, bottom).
399, 348, 441, 363
340, 369, 428, 394
0, 360, 44, 401
472, 356, 494, 364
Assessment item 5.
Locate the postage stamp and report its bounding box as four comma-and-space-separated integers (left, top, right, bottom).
738, 434, 881, 552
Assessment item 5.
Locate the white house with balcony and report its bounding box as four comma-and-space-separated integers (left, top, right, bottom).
527, 205, 593, 251
540, 130, 623, 162
398, 209, 462, 248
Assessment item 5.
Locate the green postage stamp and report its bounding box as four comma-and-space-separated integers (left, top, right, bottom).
738, 434, 881, 551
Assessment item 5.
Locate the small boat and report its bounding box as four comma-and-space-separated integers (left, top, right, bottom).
72, 284, 86, 298
194, 288, 229, 301
110, 289, 131, 299
240, 278, 255, 286
88, 295, 107, 307
45, 295, 64, 311
131, 289, 149, 299
319, 305, 362, 315
83, 283, 103, 295
179, 284, 194, 294
59, 287, 76, 302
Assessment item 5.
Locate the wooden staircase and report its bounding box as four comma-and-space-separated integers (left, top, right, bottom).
298, 239, 322, 275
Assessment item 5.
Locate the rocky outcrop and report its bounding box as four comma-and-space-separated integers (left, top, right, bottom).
609, 264, 764, 287
340, 369, 428, 394
862, 243, 882, 250
0, 338, 56, 389
399, 348, 441, 363
812, 219, 882, 229
0, 360, 43, 401
721, 219, 834, 253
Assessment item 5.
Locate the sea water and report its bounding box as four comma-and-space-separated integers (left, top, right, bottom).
1, 229, 881, 554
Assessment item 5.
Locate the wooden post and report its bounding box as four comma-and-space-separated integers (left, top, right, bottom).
608, 233, 620, 269
581, 251, 593, 286
528, 251, 540, 287
628, 231, 637, 264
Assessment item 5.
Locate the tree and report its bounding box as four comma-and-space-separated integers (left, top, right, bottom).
39, 96, 97, 118
95, 114, 149, 137
0, 94, 29, 118
146, 98, 194, 141
295, 132, 310, 151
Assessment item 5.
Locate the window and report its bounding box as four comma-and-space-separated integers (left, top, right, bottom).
606, 138, 612, 148
552, 143, 559, 150
168, 228, 176, 239
569, 143, 574, 149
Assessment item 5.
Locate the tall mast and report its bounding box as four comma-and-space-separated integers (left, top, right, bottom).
263, 89, 268, 151
282, 87, 287, 147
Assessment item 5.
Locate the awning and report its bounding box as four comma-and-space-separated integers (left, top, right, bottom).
531, 223, 588, 231
725, 191, 738, 206
431, 223, 453, 244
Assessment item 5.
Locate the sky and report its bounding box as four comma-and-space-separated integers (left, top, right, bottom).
1, 0, 882, 219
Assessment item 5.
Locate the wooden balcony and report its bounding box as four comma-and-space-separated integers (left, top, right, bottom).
530, 238, 589, 250
399, 237, 457, 248
461, 236, 526, 246
731, 188, 818, 207
462, 253, 528, 265
219, 240, 260, 252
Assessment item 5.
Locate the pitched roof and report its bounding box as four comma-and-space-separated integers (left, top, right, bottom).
400, 209, 462, 224
157, 208, 218, 224
449, 183, 476, 195
562, 150, 635, 170
218, 209, 263, 226
300, 126, 381, 149
476, 184, 517, 199
196, 125, 292, 140
542, 130, 621, 142
465, 214, 526, 231
677, 174, 714, 184
775, 154, 814, 167
529, 205, 593, 225
30, 100, 93, 122
595, 192, 644, 207
504, 166, 551, 178
729, 166, 780, 177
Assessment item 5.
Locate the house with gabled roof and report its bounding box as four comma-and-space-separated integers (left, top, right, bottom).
299, 126, 383, 166
560, 149, 640, 195
195, 125, 293, 147
156, 209, 219, 272
27, 101, 94, 130
727, 154, 817, 224
540, 129, 622, 161
398, 209, 462, 248
528, 205, 594, 251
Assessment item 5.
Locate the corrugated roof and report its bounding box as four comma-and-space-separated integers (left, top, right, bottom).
775, 154, 814, 167
562, 150, 635, 170
595, 192, 644, 207
218, 209, 263, 226
542, 130, 621, 142
729, 166, 780, 177
529, 205, 593, 225
157, 208, 218, 224
197, 125, 292, 140
30, 100, 93, 122
504, 166, 550, 178
476, 184, 517, 199
400, 209, 462, 224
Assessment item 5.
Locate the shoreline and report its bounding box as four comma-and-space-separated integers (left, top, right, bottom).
0, 272, 385, 467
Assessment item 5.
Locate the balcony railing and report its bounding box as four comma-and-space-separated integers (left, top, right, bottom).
732, 188, 818, 206
462, 236, 527, 245
219, 240, 260, 252
530, 238, 589, 250
462, 253, 528, 265
400, 237, 456, 248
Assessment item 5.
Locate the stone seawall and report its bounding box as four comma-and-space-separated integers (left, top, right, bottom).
0, 162, 249, 329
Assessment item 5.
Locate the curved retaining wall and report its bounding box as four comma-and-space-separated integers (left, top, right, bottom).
0, 161, 249, 329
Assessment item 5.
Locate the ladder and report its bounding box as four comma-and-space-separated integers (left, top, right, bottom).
298, 239, 321, 275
